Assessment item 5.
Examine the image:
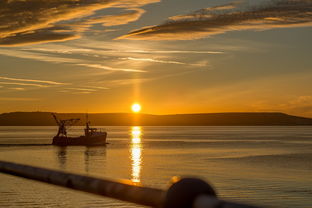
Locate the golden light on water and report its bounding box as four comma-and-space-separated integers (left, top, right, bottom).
132, 127, 141, 143
130, 126, 142, 183
131, 103, 141, 113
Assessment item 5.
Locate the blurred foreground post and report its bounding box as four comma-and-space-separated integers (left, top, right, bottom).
0, 160, 260, 208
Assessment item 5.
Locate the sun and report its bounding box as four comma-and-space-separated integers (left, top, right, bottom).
131, 103, 141, 113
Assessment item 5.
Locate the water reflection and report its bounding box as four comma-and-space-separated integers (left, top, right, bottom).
55, 146, 106, 173
130, 126, 143, 183
56, 147, 67, 169
84, 147, 107, 173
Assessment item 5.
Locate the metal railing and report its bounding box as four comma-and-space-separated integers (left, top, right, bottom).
0, 160, 261, 208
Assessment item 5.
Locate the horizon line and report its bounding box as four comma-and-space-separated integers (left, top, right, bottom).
1, 111, 311, 118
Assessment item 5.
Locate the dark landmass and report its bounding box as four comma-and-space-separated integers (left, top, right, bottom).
0, 112, 312, 126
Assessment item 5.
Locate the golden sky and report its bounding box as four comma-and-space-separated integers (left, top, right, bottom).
0, 0, 312, 116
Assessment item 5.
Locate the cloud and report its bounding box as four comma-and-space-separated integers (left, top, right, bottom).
0, 49, 144, 73
120, 57, 208, 66
88, 86, 110, 90
77, 63, 146, 72
120, 57, 188, 65
0, 76, 67, 91
0, 75, 110, 93
168, 1, 242, 22
0, 27, 79, 47
0, 81, 47, 88
23, 47, 94, 54
118, 0, 312, 40
103, 69, 193, 87
84, 8, 145, 26
135, 50, 224, 54
66, 87, 97, 92
60, 86, 109, 94
0, 0, 159, 46
0, 49, 80, 64
25, 45, 223, 55
0, 76, 66, 85
105, 78, 149, 86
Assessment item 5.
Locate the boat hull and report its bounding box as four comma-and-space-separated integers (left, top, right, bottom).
52, 133, 107, 146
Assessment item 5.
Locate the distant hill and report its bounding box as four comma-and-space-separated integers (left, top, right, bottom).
0, 112, 312, 126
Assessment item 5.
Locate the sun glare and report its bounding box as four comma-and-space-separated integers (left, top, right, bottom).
131, 103, 141, 113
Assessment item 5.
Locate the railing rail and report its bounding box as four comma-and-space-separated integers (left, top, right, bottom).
0, 160, 261, 208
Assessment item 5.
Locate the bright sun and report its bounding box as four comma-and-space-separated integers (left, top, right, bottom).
131, 103, 141, 113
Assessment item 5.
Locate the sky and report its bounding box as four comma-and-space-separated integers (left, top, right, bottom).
0, 0, 312, 116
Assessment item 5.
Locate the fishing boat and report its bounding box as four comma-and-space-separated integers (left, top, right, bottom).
52, 113, 107, 146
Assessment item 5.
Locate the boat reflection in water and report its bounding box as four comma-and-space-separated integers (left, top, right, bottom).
54, 146, 106, 173
56, 147, 67, 169
84, 147, 107, 173
130, 126, 143, 184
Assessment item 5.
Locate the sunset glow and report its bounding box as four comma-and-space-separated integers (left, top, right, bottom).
131, 103, 141, 113
0, 1, 311, 207
0, 0, 311, 117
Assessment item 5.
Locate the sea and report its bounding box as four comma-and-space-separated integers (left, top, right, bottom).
0, 126, 311, 208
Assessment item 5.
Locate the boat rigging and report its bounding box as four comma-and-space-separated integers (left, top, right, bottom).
52, 113, 107, 146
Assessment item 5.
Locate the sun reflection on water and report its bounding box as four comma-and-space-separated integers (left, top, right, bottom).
130, 126, 143, 183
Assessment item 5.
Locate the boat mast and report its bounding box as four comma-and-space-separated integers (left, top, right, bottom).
85, 113, 91, 136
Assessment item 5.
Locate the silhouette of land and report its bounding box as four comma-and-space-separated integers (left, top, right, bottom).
0, 112, 312, 126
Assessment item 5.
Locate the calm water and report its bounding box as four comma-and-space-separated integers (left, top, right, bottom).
0, 126, 311, 208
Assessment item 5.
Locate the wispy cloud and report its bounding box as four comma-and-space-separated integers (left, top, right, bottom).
120, 57, 208, 66
66, 88, 98, 92
0, 76, 66, 85
168, 1, 243, 21
0, 49, 144, 73
0, 76, 110, 93
24, 45, 223, 55
105, 78, 149, 86
22, 47, 94, 55
60, 86, 109, 94
103, 69, 193, 87
77, 63, 146, 72
0, 49, 79, 64
0, 75, 68, 91
16, 44, 221, 72
88, 86, 110, 90
0, 0, 160, 46
131, 50, 224, 54
120, 57, 188, 65
0, 81, 47, 88
119, 0, 312, 40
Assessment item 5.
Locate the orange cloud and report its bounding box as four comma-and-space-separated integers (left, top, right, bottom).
0, 27, 79, 47
84, 8, 145, 26
0, 0, 160, 46
118, 0, 312, 40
